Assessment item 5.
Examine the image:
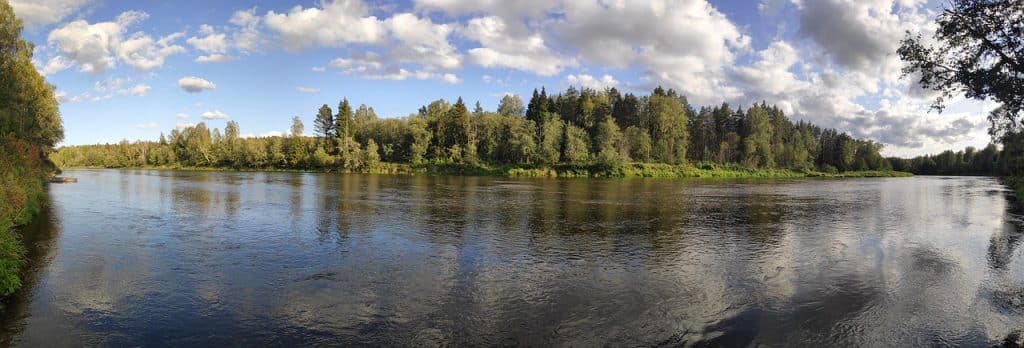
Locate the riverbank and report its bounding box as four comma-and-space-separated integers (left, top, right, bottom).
1007, 176, 1024, 201
0, 140, 53, 297
58, 162, 912, 179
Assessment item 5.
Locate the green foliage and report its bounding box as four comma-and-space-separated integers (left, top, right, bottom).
742, 105, 773, 168
0, 2, 63, 297
497, 94, 525, 117
898, 0, 1023, 123
889, 142, 1008, 176
55, 85, 911, 180
1006, 176, 1024, 201
314, 104, 334, 138
561, 123, 591, 165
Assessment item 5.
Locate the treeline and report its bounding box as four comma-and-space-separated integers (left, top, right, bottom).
0, 1, 64, 296
55, 86, 895, 175
888, 134, 1024, 176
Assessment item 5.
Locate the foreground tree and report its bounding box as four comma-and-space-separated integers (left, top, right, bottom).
898, 0, 1024, 136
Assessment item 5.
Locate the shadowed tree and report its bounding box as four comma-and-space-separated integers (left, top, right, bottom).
898, 0, 1024, 137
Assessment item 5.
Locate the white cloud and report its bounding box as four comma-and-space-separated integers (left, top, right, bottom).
567, 74, 619, 89
442, 73, 461, 84
463, 16, 575, 76
733, 41, 807, 96
92, 77, 130, 93
296, 86, 319, 93
200, 110, 231, 120
195, 54, 236, 63
176, 122, 197, 130
129, 84, 151, 96
415, 0, 557, 19
175, 113, 190, 119
329, 52, 384, 72
229, 8, 263, 53
117, 31, 187, 70
136, 122, 159, 129
178, 76, 216, 93
187, 24, 228, 53
554, 0, 751, 103
54, 90, 68, 103
792, 0, 932, 81
10, 0, 90, 28
311, 66, 326, 72
263, 0, 385, 51
384, 13, 462, 70
46, 11, 185, 73
187, 24, 241, 63
39, 56, 71, 75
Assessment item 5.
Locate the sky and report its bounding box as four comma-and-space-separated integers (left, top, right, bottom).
13, 0, 1000, 157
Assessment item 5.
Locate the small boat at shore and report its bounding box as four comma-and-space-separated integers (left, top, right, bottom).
50, 176, 77, 183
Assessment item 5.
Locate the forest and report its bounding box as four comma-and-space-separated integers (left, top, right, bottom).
53, 86, 903, 178
0, 1, 64, 296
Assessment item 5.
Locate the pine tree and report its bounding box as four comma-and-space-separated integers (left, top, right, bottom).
335, 99, 352, 139
314, 104, 335, 138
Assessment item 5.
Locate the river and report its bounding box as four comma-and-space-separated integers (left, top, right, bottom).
1, 169, 1022, 346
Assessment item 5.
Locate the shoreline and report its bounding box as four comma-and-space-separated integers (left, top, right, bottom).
56, 162, 914, 179
0, 142, 51, 300
1006, 176, 1024, 202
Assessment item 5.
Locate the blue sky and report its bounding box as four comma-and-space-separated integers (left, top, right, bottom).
14, 0, 997, 156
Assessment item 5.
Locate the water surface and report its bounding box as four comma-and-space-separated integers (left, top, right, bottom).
2, 169, 1022, 346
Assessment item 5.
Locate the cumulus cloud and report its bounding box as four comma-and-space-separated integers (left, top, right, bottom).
178, 76, 216, 93
793, 0, 931, 80
10, 0, 90, 28
229, 8, 263, 53
38, 56, 71, 75
555, 0, 751, 103
187, 24, 228, 53
414, 0, 557, 19
252, 1, 463, 77
129, 84, 151, 96
296, 86, 319, 93
187, 24, 242, 63
46, 11, 185, 73
263, 0, 385, 50
176, 122, 197, 130
200, 110, 230, 120
328, 51, 459, 83
567, 74, 619, 89
384, 13, 462, 70
175, 113, 190, 119
732, 41, 806, 96
311, 66, 326, 72
463, 16, 575, 76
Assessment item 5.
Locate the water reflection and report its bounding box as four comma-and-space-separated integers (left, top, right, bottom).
1, 171, 1022, 346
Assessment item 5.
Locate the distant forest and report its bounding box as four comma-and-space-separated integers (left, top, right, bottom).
54, 86, 910, 175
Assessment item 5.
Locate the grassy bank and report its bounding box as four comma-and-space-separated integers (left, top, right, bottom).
0, 139, 53, 297
59, 161, 912, 179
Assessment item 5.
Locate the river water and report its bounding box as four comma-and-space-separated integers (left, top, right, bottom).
1, 169, 1022, 346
